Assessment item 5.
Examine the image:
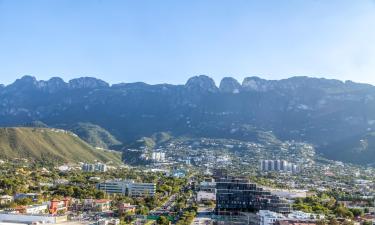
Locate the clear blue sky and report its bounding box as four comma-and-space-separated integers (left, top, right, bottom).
1, 0, 375, 85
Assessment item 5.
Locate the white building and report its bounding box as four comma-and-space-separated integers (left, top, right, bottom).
25, 204, 48, 214
268, 189, 308, 199
258, 210, 324, 225
197, 191, 216, 202
0, 213, 67, 224
260, 160, 299, 173
151, 152, 166, 162
288, 211, 325, 220
96, 179, 156, 197
258, 210, 286, 225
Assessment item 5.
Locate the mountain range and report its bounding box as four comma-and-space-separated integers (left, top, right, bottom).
1, 75, 375, 165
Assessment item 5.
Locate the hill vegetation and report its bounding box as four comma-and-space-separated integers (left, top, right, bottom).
68, 122, 122, 149
0, 127, 122, 164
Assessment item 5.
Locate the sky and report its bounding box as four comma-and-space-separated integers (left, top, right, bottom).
1, 0, 375, 85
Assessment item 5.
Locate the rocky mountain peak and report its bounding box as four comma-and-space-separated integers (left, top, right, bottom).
42, 77, 68, 92
68, 77, 109, 89
242, 76, 272, 92
185, 75, 218, 92
8, 75, 40, 90
219, 77, 242, 93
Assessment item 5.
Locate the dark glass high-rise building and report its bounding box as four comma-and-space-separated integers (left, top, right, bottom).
216, 176, 290, 214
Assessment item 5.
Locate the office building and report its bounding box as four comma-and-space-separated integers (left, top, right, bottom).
96, 179, 156, 197
216, 176, 290, 214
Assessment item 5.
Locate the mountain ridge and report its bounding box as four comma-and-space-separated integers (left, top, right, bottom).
1, 75, 375, 165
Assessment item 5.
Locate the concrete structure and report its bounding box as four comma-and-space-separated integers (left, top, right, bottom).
96, 179, 156, 197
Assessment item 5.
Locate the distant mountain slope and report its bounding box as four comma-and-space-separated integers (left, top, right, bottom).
68, 122, 122, 149
1, 75, 375, 165
0, 127, 122, 164
321, 132, 375, 166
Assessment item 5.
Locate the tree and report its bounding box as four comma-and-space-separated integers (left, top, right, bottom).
363, 221, 372, 225
328, 218, 339, 225
349, 208, 363, 217
157, 216, 170, 225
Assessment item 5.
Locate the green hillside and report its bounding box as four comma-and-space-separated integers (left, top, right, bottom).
0, 127, 122, 164
69, 122, 122, 149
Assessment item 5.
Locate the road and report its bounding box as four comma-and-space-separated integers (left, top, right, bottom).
150, 194, 177, 215
191, 206, 214, 225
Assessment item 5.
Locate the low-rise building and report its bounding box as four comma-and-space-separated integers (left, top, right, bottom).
94, 199, 112, 212
259, 210, 286, 225
48, 198, 70, 215
0, 212, 68, 224
0, 195, 13, 205
83, 199, 112, 212
197, 191, 216, 202
118, 203, 136, 214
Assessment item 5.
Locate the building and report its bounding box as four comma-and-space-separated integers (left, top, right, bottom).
258, 210, 324, 225
197, 191, 216, 202
14, 193, 39, 202
151, 152, 166, 162
267, 189, 308, 199
21, 204, 48, 214
215, 177, 290, 214
259, 210, 286, 225
94, 199, 112, 212
96, 179, 156, 197
118, 203, 136, 214
129, 182, 156, 197
199, 181, 216, 192
48, 198, 70, 215
82, 162, 108, 172
0, 195, 13, 205
83, 199, 112, 212
260, 160, 299, 173
0, 213, 68, 224
276, 220, 317, 225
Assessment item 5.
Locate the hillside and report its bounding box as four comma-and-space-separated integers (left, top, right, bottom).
0, 127, 122, 164
1, 75, 375, 165
321, 132, 375, 166
68, 122, 122, 149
